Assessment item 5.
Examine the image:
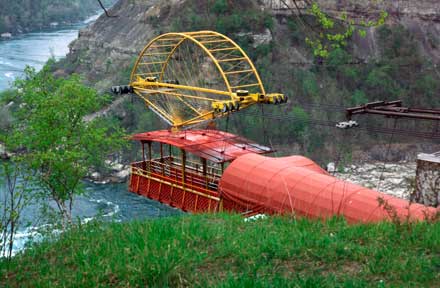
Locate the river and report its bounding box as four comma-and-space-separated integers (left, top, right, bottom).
0, 19, 86, 91
0, 14, 180, 256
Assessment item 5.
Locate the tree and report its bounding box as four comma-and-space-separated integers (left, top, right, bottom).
279, 0, 387, 58
0, 94, 31, 261
212, 0, 228, 15
5, 64, 125, 227
0, 161, 31, 260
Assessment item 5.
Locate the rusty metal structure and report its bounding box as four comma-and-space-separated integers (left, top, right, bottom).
346, 100, 440, 121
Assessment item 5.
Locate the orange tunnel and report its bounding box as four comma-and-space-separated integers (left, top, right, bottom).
219, 154, 437, 223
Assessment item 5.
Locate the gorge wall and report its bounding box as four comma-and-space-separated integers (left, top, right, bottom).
60, 0, 440, 90
56, 0, 440, 163
265, 0, 440, 60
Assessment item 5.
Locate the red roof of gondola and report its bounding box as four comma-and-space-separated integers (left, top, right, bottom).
130, 129, 273, 163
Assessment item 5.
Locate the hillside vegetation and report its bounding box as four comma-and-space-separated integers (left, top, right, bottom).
1, 214, 439, 287
0, 0, 116, 34
58, 0, 440, 165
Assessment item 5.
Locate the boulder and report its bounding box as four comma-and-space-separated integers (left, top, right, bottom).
114, 169, 129, 182
326, 162, 336, 173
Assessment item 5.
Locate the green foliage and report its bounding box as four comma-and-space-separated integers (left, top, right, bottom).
365, 65, 398, 98
351, 90, 368, 105
305, 3, 388, 58
255, 43, 272, 58
327, 48, 351, 68
263, 13, 274, 30
415, 74, 440, 106
1, 214, 439, 286
286, 18, 302, 43
289, 107, 309, 138
221, 14, 244, 34
300, 71, 319, 99
310, 3, 334, 29
212, 0, 228, 15
0, 161, 32, 259
5, 65, 125, 225
172, 0, 272, 35
365, 66, 389, 87
357, 29, 367, 38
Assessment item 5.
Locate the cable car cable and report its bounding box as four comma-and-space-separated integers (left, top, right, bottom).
376, 118, 398, 192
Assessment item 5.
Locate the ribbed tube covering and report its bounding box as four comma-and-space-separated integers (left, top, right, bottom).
219, 154, 437, 223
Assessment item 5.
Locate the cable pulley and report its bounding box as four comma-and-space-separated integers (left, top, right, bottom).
111, 31, 287, 130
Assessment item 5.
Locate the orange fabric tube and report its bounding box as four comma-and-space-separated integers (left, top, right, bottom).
219, 154, 437, 223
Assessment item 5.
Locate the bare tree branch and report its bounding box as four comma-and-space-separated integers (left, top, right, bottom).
97, 0, 117, 18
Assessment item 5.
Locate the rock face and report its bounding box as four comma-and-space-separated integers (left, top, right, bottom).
265, 0, 440, 22
63, 0, 162, 91
263, 0, 440, 61
334, 162, 416, 200
59, 0, 440, 92
88, 160, 131, 184
0, 143, 12, 159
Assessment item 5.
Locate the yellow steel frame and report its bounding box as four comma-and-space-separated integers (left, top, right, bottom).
130, 31, 284, 129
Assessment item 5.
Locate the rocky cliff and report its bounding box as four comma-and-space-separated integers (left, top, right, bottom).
265, 0, 440, 60
60, 0, 440, 90
57, 0, 440, 162
61, 0, 160, 91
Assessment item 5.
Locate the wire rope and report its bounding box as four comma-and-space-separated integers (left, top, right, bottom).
376, 118, 398, 192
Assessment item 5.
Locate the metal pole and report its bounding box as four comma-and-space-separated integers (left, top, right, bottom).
202, 158, 207, 175
160, 143, 164, 174
202, 158, 208, 189
181, 149, 187, 208
141, 141, 146, 171
148, 141, 152, 161
181, 149, 186, 186
169, 144, 172, 161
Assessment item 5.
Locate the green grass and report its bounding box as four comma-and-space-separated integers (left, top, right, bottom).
1, 214, 439, 287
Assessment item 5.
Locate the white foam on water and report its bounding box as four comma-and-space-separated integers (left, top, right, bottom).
0, 59, 12, 66
4, 72, 14, 78
89, 198, 121, 218
84, 14, 100, 24
1, 197, 121, 257
1, 224, 61, 257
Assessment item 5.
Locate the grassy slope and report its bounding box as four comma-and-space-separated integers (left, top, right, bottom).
1, 214, 439, 287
